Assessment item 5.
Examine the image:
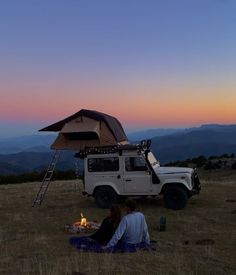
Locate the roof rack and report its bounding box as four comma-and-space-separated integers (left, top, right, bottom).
74, 139, 151, 158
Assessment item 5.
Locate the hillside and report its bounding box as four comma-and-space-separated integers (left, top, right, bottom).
151, 125, 236, 163
127, 128, 185, 141
1, 173, 236, 274
0, 151, 83, 175
1, 124, 235, 154
0, 124, 236, 174
0, 134, 54, 154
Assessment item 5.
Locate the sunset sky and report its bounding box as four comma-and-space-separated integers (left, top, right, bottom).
0, 0, 236, 137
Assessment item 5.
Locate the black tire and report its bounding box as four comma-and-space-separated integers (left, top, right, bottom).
164, 186, 188, 210
94, 187, 118, 209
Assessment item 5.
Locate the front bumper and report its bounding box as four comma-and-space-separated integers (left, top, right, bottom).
191, 169, 201, 195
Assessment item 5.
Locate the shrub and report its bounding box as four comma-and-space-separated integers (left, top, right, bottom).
192, 156, 207, 168
231, 161, 236, 170
0, 170, 79, 185
204, 161, 221, 170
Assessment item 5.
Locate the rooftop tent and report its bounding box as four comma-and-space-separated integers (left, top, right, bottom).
39, 109, 129, 150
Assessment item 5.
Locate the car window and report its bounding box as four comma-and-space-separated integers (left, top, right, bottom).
88, 157, 119, 172
125, 157, 148, 172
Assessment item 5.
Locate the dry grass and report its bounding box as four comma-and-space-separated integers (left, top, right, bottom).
1, 171, 236, 275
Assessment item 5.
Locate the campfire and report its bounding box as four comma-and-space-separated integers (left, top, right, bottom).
73, 213, 89, 229
65, 212, 100, 234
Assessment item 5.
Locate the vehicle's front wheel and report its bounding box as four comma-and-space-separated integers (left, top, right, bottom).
164, 186, 188, 210
94, 187, 118, 209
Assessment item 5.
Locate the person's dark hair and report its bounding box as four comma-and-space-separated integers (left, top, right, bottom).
125, 199, 136, 211
110, 204, 121, 228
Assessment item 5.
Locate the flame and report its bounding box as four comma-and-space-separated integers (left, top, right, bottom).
80, 212, 87, 226
73, 212, 89, 228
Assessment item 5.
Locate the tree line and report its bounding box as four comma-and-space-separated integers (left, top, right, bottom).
0, 153, 235, 185
0, 170, 81, 185
165, 153, 236, 169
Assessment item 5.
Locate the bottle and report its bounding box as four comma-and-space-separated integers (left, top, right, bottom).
159, 216, 166, 231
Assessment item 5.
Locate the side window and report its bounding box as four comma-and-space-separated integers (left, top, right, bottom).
88, 157, 119, 172
125, 157, 148, 172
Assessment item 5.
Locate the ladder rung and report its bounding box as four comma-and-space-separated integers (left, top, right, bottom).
40, 184, 49, 187
47, 170, 54, 174
38, 190, 47, 194
39, 190, 47, 194
40, 185, 48, 190
32, 150, 61, 206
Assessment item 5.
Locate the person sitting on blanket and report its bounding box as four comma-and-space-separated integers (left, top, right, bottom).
103, 199, 150, 249
90, 204, 121, 245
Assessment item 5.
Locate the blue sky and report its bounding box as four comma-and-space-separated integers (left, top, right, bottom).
0, 0, 236, 137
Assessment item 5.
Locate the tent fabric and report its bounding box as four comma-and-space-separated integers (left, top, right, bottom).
60, 116, 100, 135
50, 120, 121, 150
39, 109, 128, 143
39, 109, 129, 150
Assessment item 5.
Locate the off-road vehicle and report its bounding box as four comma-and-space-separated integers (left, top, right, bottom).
76, 140, 201, 209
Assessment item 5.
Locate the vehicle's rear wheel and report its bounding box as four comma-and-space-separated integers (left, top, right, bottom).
94, 187, 118, 209
164, 186, 188, 210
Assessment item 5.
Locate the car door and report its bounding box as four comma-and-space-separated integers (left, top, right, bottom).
85, 155, 122, 193
123, 156, 152, 193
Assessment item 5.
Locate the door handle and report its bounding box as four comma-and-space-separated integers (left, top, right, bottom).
125, 179, 132, 182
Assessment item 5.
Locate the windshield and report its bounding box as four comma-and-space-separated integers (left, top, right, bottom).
147, 151, 160, 168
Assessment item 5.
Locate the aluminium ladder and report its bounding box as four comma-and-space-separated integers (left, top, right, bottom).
32, 150, 62, 206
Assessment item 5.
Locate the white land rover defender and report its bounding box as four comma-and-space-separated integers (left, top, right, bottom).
76, 140, 201, 210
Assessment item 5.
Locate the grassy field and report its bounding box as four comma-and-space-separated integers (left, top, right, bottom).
1, 170, 236, 275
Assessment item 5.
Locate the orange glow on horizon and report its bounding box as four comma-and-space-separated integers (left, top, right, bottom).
1, 84, 236, 128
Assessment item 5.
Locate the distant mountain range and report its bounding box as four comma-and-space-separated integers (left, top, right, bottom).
150, 124, 236, 163
0, 124, 236, 175
0, 151, 83, 176
127, 128, 185, 141
0, 134, 55, 154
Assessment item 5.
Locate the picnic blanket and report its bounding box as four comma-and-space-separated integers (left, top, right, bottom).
69, 236, 156, 253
